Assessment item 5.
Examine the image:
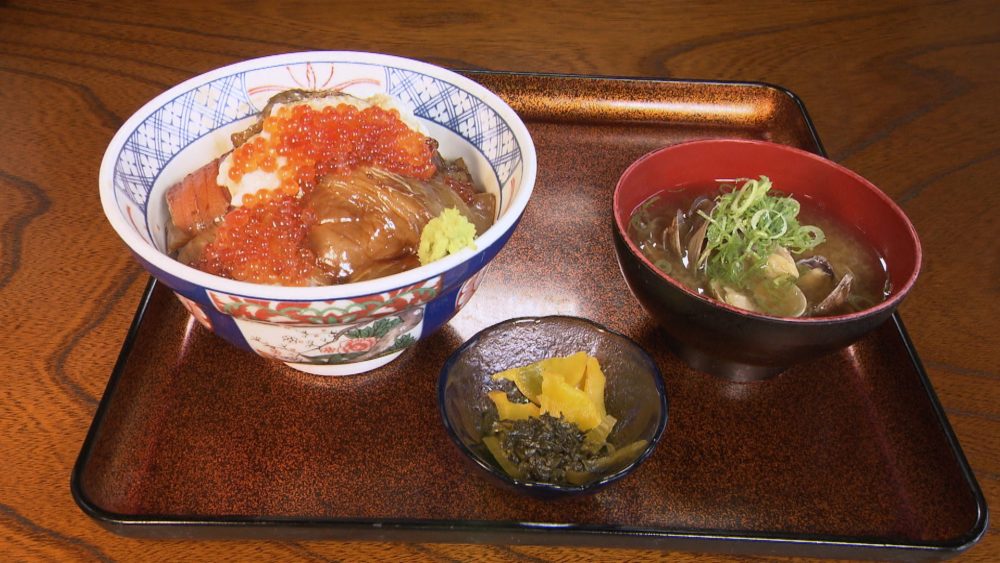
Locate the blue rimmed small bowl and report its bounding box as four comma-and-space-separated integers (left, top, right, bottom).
438, 316, 668, 498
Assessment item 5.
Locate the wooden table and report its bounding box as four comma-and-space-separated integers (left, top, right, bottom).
2, 1, 996, 560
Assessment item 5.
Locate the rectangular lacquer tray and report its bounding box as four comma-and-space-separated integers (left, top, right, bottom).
73, 72, 987, 560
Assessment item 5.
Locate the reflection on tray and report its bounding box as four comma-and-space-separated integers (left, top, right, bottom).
74, 72, 986, 559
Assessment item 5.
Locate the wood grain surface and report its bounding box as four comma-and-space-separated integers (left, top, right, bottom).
1, 0, 997, 561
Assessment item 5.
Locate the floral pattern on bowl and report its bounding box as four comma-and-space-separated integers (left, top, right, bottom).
238, 307, 424, 372
207, 277, 441, 325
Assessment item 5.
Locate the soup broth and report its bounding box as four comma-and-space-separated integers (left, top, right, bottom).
627, 181, 890, 317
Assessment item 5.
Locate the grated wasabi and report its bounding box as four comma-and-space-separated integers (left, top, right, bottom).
418, 208, 477, 265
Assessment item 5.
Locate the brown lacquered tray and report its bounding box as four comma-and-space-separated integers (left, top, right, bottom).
73, 72, 987, 559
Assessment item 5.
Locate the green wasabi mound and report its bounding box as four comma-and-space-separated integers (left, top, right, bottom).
418, 208, 478, 265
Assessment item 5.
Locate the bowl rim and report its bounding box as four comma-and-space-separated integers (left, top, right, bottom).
612, 138, 923, 325
437, 315, 669, 495
99, 50, 537, 300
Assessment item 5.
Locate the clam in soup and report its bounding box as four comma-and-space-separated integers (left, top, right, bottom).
627, 176, 890, 318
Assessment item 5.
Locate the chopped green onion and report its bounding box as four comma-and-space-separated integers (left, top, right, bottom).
700, 176, 825, 287
629, 195, 660, 233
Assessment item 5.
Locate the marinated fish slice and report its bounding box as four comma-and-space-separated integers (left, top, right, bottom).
165, 157, 230, 236
305, 168, 431, 284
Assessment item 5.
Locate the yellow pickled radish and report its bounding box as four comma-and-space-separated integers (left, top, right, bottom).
488, 352, 611, 433
492, 364, 543, 405
488, 391, 540, 420
536, 351, 588, 387
582, 355, 607, 419
538, 372, 602, 431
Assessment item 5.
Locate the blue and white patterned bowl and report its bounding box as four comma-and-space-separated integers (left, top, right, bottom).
100, 52, 537, 375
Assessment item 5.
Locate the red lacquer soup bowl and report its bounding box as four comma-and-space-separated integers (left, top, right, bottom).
611, 139, 921, 381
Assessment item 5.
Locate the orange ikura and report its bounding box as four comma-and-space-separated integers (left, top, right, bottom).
227, 103, 438, 206
194, 196, 322, 286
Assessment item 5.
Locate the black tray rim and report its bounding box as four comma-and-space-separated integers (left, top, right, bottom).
71, 72, 988, 559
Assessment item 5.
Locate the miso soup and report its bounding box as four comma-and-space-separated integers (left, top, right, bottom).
626, 177, 889, 318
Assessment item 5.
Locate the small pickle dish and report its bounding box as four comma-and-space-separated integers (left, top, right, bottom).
99, 51, 536, 376
438, 316, 668, 497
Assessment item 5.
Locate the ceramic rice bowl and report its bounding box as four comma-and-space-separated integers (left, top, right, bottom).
100, 52, 537, 375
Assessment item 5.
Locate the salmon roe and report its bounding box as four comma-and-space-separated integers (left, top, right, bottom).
195, 196, 320, 286
228, 103, 437, 206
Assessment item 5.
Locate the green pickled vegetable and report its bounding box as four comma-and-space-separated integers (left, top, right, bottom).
583, 413, 617, 453
483, 435, 523, 479
587, 439, 648, 473
564, 439, 649, 485
490, 415, 590, 483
